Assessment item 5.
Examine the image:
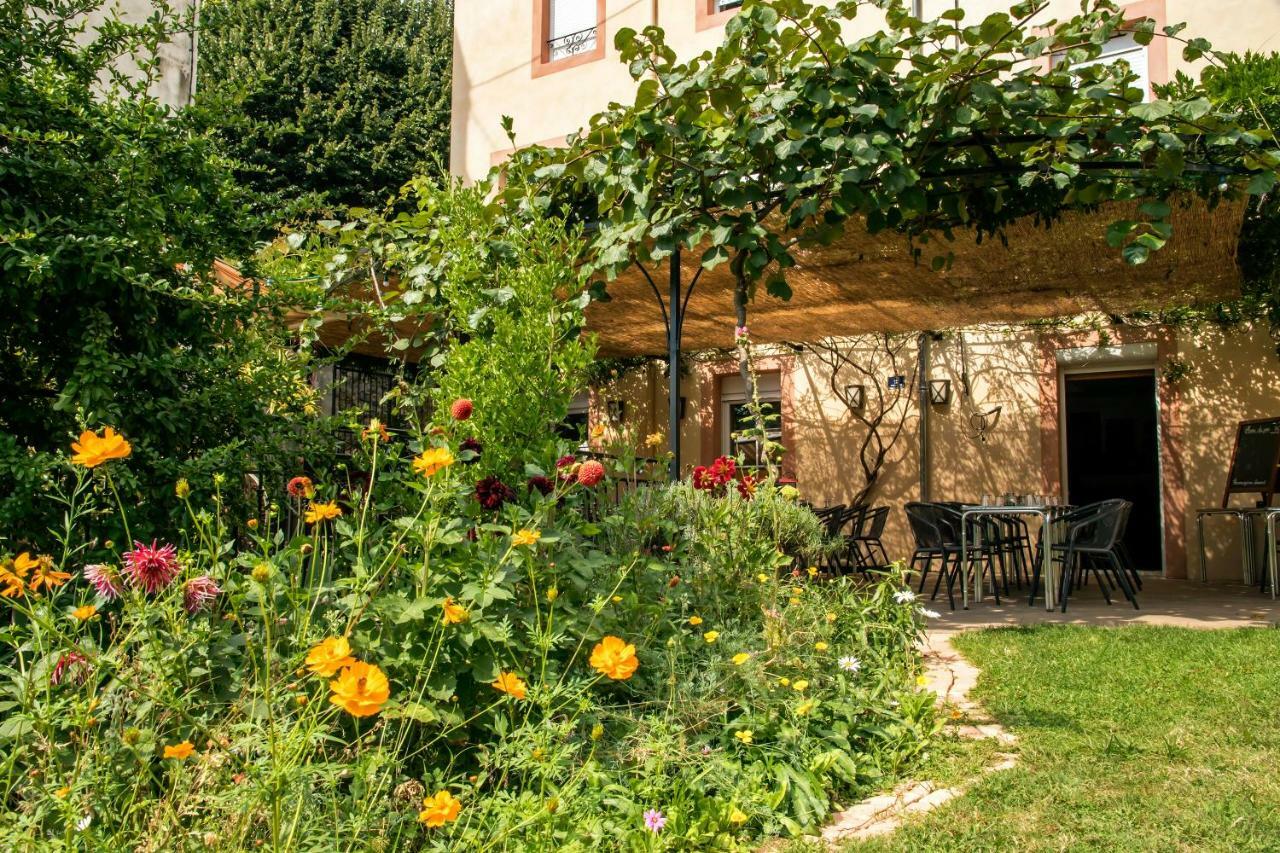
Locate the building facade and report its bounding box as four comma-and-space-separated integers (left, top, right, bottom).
450, 0, 1280, 580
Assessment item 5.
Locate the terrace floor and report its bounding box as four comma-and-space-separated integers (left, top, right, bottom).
925, 576, 1280, 643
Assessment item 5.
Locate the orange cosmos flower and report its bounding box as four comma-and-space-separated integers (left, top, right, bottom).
305, 636, 356, 677
163, 741, 195, 760
304, 501, 342, 524
589, 636, 640, 681
26, 555, 71, 593
412, 447, 455, 478
329, 661, 390, 717
511, 528, 541, 547
492, 671, 527, 700
441, 597, 469, 625
70, 427, 132, 468
71, 604, 97, 621
419, 789, 462, 827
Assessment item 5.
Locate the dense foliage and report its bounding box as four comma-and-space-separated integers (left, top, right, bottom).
0, 0, 331, 542
0, 201, 937, 848
502, 0, 1280, 320
197, 0, 453, 213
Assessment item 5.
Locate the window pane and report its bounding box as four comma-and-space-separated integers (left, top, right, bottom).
727, 401, 782, 469
549, 0, 597, 60
716, 0, 744, 11
1054, 33, 1149, 101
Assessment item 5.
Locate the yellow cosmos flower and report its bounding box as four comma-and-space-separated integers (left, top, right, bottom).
492, 671, 527, 700
688, 615, 703, 626
163, 741, 195, 760
512, 528, 541, 547
731, 653, 751, 666
305, 637, 355, 677
826, 612, 838, 623
916, 674, 929, 687
412, 447, 455, 478
729, 806, 748, 824
779, 677, 791, 687
304, 501, 342, 524
546, 586, 559, 602
796, 699, 816, 716
419, 789, 461, 827
807, 566, 818, 578
814, 642, 829, 652
789, 597, 801, 605
329, 661, 391, 717
70, 427, 132, 468
703, 631, 720, 644
756, 573, 768, 583
644, 432, 664, 448
54, 786, 70, 799
590, 723, 604, 741
611, 595, 623, 603
175, 478, 191, 499
441, 597, 470, 625
71, 604, 97, 621
589, 635, 639, 680
734, 730, 753, 744
792, 679, 809, 692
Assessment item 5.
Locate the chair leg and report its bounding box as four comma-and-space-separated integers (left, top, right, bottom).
917, 553, 934, 593
942, 552, 958, 611
1108, 552, 1139, 609
1059, 547, 1076, 613
1028, 549, 1042, 607
1090, 554, 1114, 605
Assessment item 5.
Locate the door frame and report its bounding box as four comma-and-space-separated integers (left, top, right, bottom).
1057, 357, 1167, 576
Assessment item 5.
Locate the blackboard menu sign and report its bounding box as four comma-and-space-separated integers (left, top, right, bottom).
1223, 418, 1280, 507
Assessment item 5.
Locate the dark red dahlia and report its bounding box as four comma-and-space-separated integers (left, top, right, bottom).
527, 475, 554, 496
450, 398, 474, 421
555, 454, 577, 469
51, 651, 90, 686
474, 476, 515, 510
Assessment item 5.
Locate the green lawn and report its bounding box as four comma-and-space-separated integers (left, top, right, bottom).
853, 625, 1280, 852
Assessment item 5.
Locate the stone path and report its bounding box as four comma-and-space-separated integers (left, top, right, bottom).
815, 631, 1017, 846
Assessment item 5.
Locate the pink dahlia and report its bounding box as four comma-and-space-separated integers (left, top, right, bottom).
183, 575, 222, 613
82, 564, 123, 601
122, 540, 181, 595
450, 398, 474, 421
577, 459, 606, 487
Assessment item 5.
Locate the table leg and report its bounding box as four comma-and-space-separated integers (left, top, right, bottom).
960, 522, 969, 610
1268, 515, 1278, 600
1197, 513, 1207, 583
1243, 514, 1255, 587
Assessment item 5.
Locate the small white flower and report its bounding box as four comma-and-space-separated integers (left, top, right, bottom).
838, 655, 861, 673
893, 589, 916, 604
918, 607, 941, 619
76, 814, 92, 832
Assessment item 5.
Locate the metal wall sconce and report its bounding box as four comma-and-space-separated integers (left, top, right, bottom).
845, 384, 866, 410
607, 399, 627, 422
928, 379, 952, 406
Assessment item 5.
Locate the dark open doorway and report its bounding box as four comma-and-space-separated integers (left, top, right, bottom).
1064, 372, 1163, 571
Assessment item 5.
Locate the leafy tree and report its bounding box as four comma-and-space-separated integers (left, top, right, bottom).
0, 0, 333, 542
196, 0, 453, 213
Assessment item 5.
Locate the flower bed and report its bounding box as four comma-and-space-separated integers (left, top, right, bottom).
0, 422, 938, 849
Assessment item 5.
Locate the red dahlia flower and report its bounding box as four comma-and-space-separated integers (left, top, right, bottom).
450, 399, 473, 421
474, 476, 515, 510
286, 476, 314, 499
527, 475, 554, 496
122, 540, 181, 595
577, 459, 605, 487
51, 651, 91, 686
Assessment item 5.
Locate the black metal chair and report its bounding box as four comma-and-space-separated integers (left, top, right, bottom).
905, 503, 1001, 610
1050, 500, 1139, 612
844, 505, 889, 572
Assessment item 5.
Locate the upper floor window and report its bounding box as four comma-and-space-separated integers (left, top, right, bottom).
1055, 32, 1150, 102
534, 0, 605, 77
715, 0, 744, 10
697, 0, 740, 32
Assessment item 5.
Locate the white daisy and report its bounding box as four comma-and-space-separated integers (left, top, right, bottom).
918, 607, 941, 619
838, 655, 861, 673
76, 814, 92, 832
893, 589, 916, 604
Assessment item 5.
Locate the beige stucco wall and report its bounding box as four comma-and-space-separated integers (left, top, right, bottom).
82, 0, 196, 108
452, 0, 1280, 182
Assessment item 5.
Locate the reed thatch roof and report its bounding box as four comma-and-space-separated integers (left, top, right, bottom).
586, 198, 1247, 357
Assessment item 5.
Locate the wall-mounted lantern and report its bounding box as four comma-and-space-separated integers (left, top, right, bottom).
607, 399, 627, 423
845, 384, 866, 411
928, 379, 952, 406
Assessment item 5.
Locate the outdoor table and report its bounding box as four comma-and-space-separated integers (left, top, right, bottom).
959, 505, 1061, 611
1195, 508, 1249, 584
1241, 508, 1280, 599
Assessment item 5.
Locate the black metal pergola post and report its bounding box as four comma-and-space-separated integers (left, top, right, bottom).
637, 247, 701, 482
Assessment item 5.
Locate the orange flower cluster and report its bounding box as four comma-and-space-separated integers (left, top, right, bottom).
589, 636, 640, 681
305, 637, 390, 717
0, 553, 70, 599
70, 427, 131, 468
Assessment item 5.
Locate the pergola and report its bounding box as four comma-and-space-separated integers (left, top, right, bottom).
584, 198, 1247, 478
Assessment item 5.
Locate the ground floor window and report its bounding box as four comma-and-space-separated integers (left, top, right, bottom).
558, 390, 590, 449
720, 372, 782, 469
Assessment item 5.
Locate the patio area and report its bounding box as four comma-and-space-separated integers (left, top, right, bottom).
926, 576, 1280, 640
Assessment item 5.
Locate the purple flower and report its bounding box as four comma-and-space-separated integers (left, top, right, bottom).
82, 564, 123, 601
734, 325, 749, 339
643, 809, 666, 834
122, 541, 181, 595
183, 575, 222, 613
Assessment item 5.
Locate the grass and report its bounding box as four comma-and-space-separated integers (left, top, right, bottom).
850, 625, 1280, 852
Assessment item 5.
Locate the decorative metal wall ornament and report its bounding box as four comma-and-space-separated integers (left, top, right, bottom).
547, 26, 597, 61
606, 399, 627, 423
928, 379, 952, 406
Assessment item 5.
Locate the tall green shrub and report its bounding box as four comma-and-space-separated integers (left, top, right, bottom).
196, 0, 453, 212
